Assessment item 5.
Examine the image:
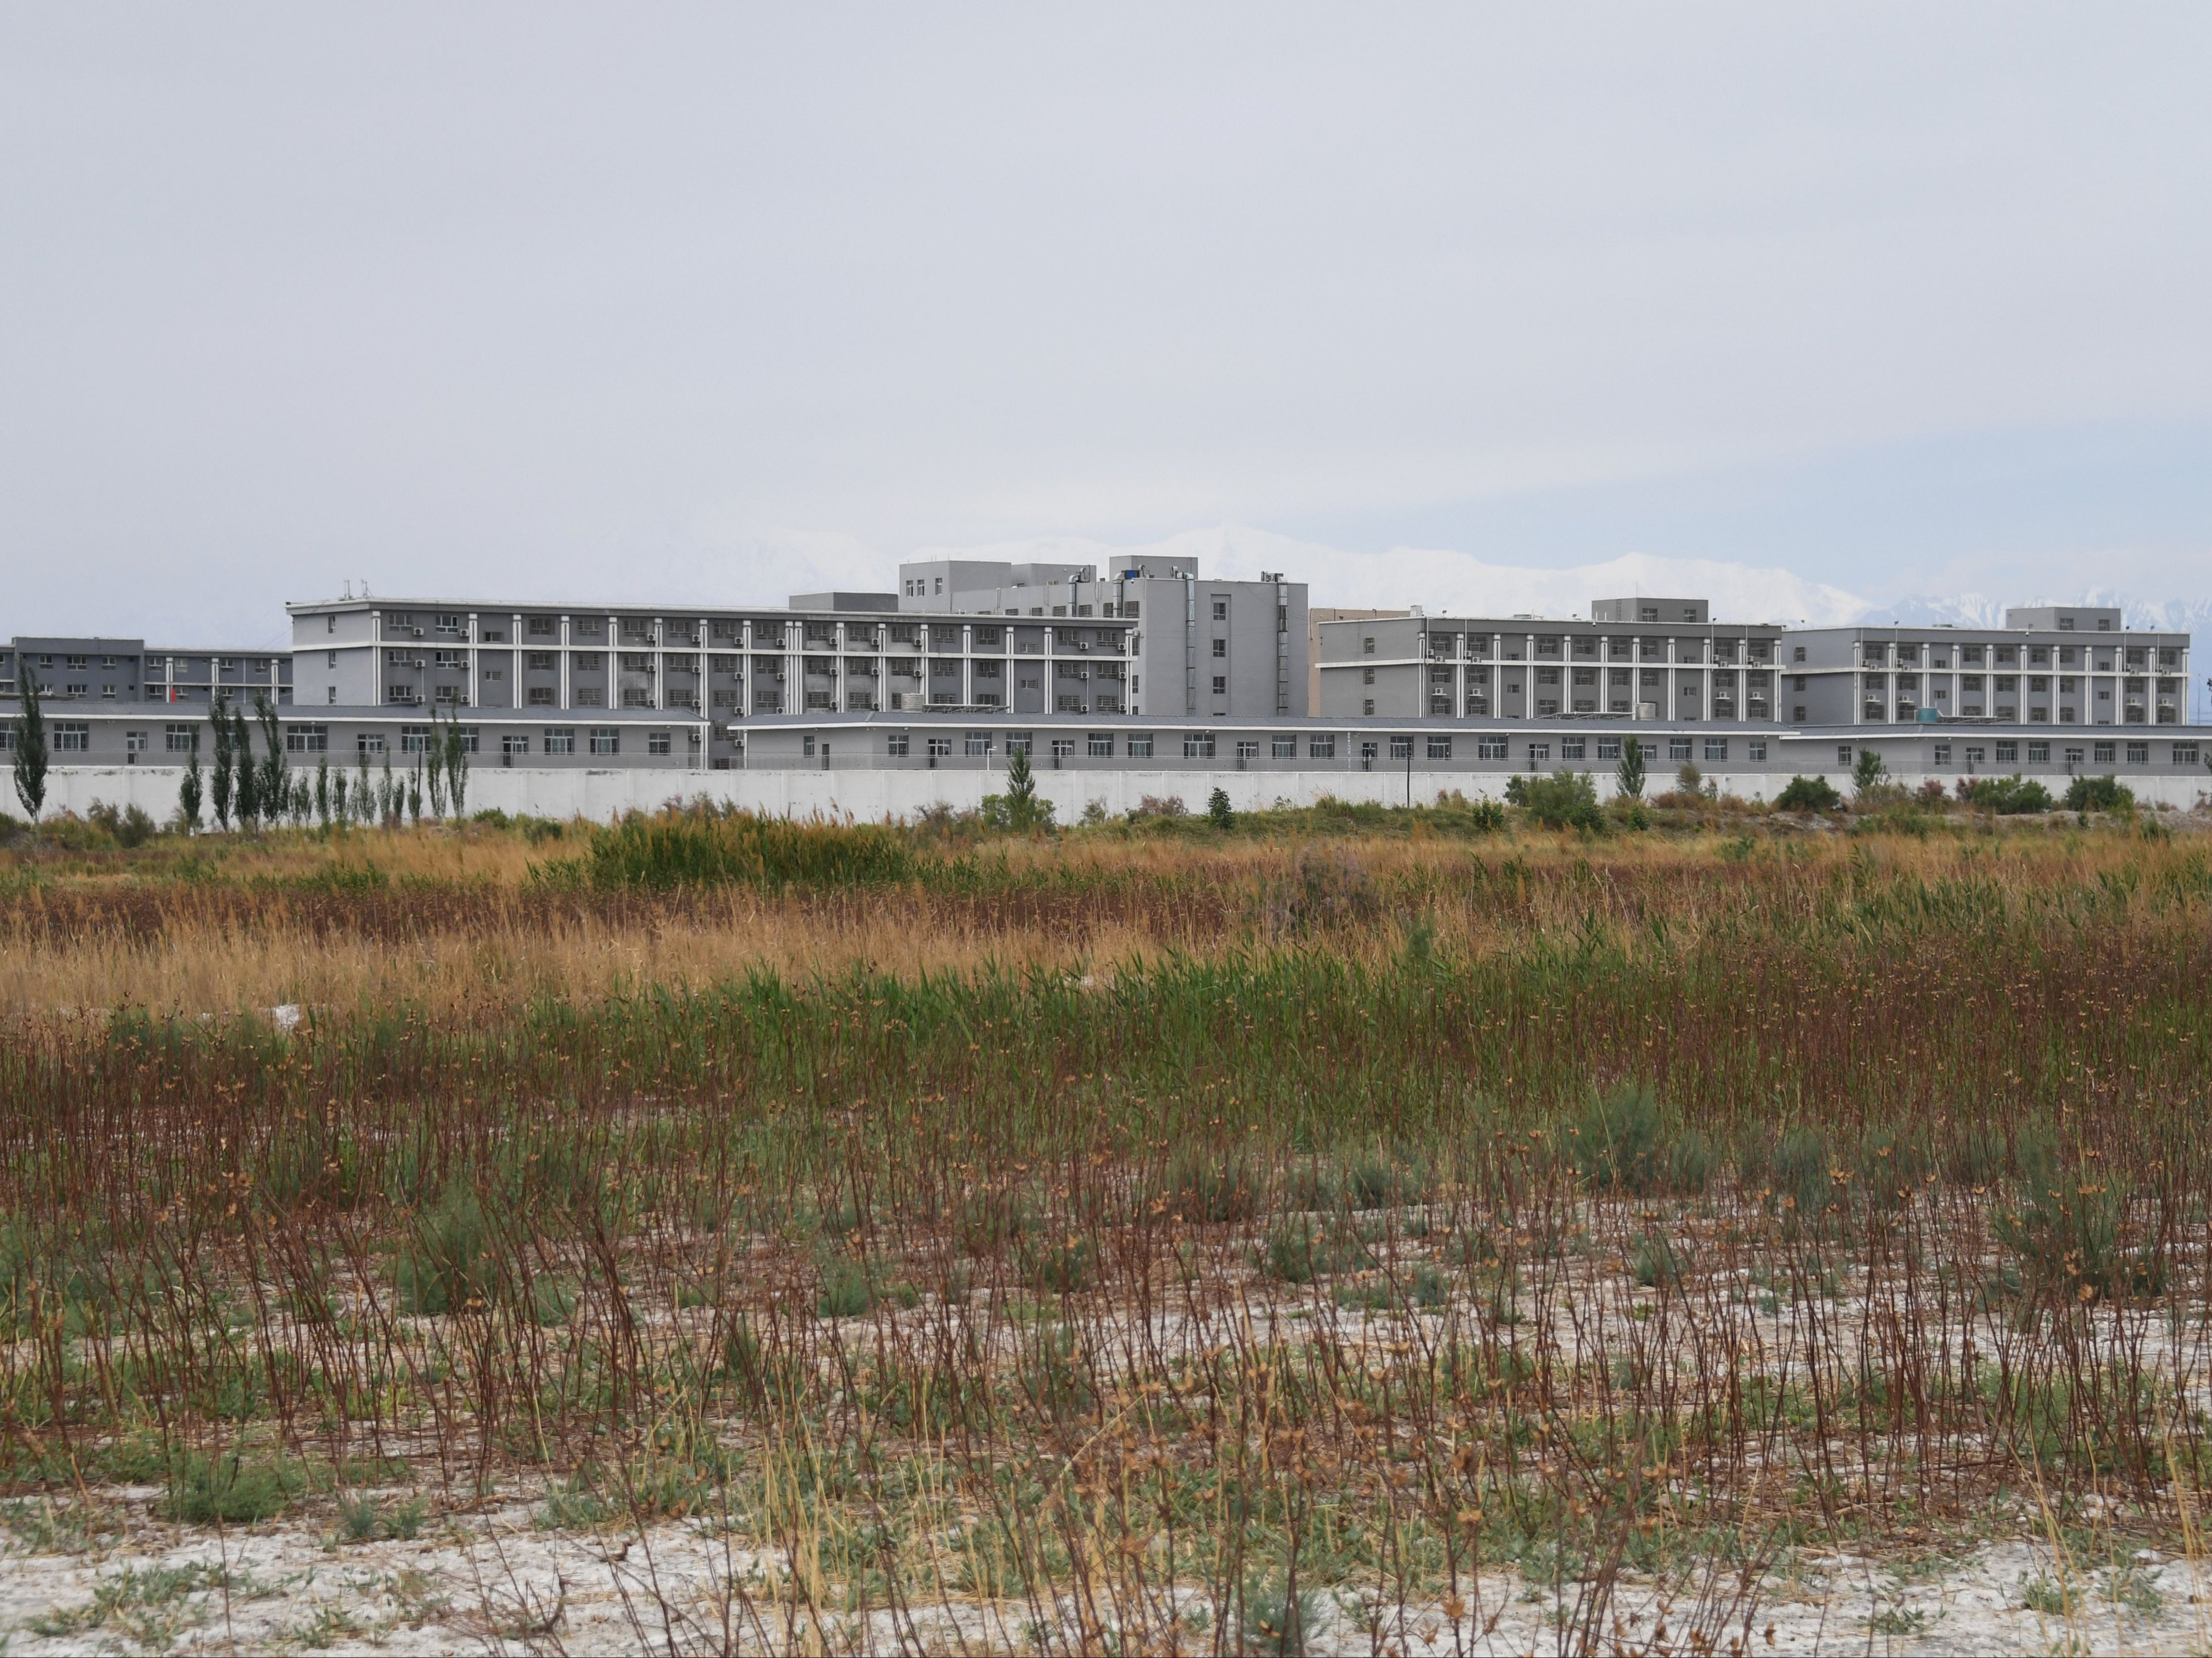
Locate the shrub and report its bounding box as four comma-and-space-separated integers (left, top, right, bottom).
1504, 769, 1604, 831
551, 804, 912, 891
1775, 775, 1842, 813
1572, 1084, 1666, 1196
1959, 774, 2053, 814
396, 1181, 494, 1316
980, 746, 1055, 832
2064, 774, 2132, 814
1207, 787, 1235, 830
1852, 749, 1889, 800
1263, 846, 1380, 937
1262, 1217, 1365, 1284
816, 1259, 874, 1318
161, 1449, 302, 1523
86, 801, 157, 848
1158, 1154, 1256, 1223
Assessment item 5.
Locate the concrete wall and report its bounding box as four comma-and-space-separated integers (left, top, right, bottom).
27, 763, 2212, 826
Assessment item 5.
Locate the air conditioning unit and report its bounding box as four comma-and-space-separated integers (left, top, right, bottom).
1637, 701, 1657, 719
412, 627, 425, 638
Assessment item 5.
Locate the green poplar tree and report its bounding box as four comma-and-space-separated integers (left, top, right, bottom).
177, 726, 203, 833
1616, 734, 1646, 800
11, 669, 47, 822
210, 695, 235, 830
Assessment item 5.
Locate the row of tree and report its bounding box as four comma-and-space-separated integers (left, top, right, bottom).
8, 670, 468, 833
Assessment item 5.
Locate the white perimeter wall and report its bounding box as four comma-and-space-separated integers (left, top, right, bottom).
29, 765, 2212, 824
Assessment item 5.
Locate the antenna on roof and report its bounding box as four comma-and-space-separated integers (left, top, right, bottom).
341, 580, 352, 599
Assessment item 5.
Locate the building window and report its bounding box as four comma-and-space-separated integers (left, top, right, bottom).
1128, 734, 1154, 758
1362, 636, 1375, 655
590, 727, 620, 755
1270, 735, 1295, 759
125, 729, 146, 755
927, 737, 952, 758
885, 733, 909, 757
1308, 736, 1336, 759
647, 731, 672, 756
1995, 741, 2018, 764
1596, 737, 1622, 760
1932, 743, 1951, 767
1748, 740, 1767, 761
1837, 745, 1854, 766
1426, 735, 1452, 760
1085, 733, 1112, 757
1211, 675, 1227, 695
399, 724, 430, 753
2092, 741, 2115, 764
164, 723, 197, 752
52, 722, 89, 752
2027, 742, 2050, 764
1212, 598, 1228, 621
1704, 738, 1727, 761
1669, 737, 1693, 761
1476, 737, 1507, 760
1236, 739, 1260, 760
1560, 737, 1586, 760
285, 723, 330, 753
2125, 742, 2148, 764
1183, 734, 1216, 759
2169, 742, 2198, 765
1362, 699, 1374, 716
964, 731, 991, 756
1211, 638, 1226, 658
357, 733, 386, 757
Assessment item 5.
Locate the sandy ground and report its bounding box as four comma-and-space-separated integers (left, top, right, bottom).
0, 1486, 2206, 1655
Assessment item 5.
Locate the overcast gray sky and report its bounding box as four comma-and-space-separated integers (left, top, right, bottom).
3, 6, 2209, 644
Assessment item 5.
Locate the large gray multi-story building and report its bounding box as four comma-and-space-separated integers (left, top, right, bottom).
5, 572, 2206, 804
1320, 597, 2192, 731
1779, 606, 2190, 727
0, 636, 291, 710
895, 555, 1307, 719
1318, 597, 1788, 723
284, 591, 1137, 770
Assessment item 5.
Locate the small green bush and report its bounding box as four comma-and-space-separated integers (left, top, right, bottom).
2064, 774, 2132, 813
396, 1181, 494, 1316
816, 1259, 874, 1318
1775, 775, 1842, 812
1158, 1155, 1256, 1223
1504, 769, 1604, 831
547, 804, 912, 891
161, 1449, 302, 1523
1959, 774, 2053, 814
1572, 1084, 1665, 1196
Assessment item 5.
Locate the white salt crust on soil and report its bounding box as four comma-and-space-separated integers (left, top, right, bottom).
0, 1490, 2206, 1655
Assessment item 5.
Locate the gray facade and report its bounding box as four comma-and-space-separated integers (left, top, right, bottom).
1782, 611, 2190, 728
0, 635, 291, 712
1318, 605, 1787, 723
896, 554, 1309, 719
285, 595, 1138, 770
